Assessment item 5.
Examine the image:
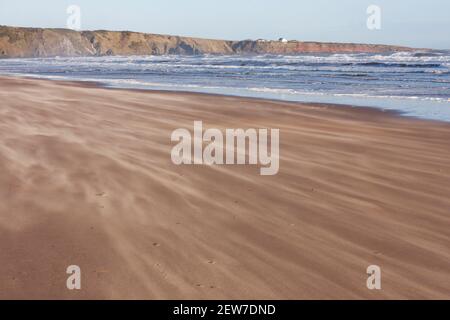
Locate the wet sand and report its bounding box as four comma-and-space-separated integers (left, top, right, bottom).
0, 76, 449, 299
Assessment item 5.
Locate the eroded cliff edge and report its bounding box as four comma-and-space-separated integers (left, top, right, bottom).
0, 26, 414, 58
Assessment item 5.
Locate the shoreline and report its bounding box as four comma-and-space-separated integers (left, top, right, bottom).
4, 73, 450, 125
1, 76, 449, 299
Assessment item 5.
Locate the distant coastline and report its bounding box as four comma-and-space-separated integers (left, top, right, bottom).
0, 25, 417, 58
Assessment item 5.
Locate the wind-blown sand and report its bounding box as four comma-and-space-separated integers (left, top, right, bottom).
0, 76, 449, 299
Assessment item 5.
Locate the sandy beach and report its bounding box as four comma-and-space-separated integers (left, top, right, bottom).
0, 76, 449, 299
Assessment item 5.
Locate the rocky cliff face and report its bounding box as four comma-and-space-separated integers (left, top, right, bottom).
0, 26, 413, 58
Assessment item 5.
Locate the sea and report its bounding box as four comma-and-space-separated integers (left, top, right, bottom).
1, 51, 449, 121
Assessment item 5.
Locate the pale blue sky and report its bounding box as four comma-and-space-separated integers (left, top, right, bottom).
0, 0, 449, 49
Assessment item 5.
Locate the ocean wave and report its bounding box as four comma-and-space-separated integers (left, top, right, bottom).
352, 62, 442, 68
1, 52, 449, 122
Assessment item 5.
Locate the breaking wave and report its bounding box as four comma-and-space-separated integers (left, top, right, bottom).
1, 50, 449, 121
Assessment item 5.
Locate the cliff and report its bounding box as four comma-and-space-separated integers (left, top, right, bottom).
0, 25, 413, 58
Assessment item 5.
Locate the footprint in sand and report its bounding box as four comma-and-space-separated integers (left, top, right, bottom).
195, 283, 217, 289
95, 192, 108, 209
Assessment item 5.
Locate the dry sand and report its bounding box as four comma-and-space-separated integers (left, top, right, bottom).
0, 76, 449, 299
